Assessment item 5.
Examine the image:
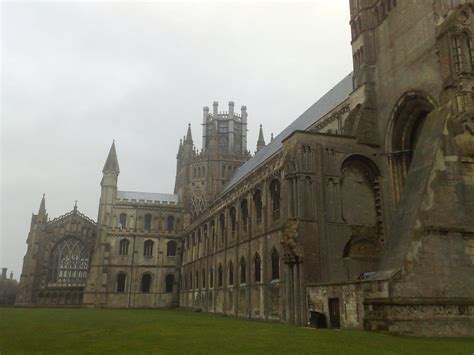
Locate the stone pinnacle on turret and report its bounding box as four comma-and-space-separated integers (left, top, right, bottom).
102, 140, 120, 174
38, 194, 46, 215
185, 123, 193, 143
256, 124, 266, 152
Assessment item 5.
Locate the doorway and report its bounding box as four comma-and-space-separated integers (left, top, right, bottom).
328, 298, 341, 328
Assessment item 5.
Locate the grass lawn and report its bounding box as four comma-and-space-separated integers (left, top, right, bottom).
0, 308, 473, 354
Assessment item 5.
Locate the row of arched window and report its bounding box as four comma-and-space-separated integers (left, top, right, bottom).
184, 179, 281, 254
118, 239, 177, 257
116, 272, 174, 293
193, 165, 206, 179
118, 214, 175, 232
183, 248, 279, 290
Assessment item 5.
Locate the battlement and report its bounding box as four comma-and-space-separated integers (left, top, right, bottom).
116, 191, 180, 206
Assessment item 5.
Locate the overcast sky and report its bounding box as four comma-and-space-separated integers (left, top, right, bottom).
1, 1, 352, 278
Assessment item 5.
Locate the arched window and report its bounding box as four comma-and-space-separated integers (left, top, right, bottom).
271, 248, 280, 280
116, 272, 126, 292
119, 213, 127, 229
240, 256, 246, 284
241, 199, 248, 230
144, 214, 152, 231
165, 274, 174, 293
228, 261, 234, 286
202, 268, 206, 288
167, 240, 177, 256
218, 263, 223, 286
48, 237, 89, 285
167, 216, 175, 232
119, 239, 129, 256
254, 190, 263, 224
270, 179, 281, 220
195, 271, 199, 289
141, 273, 152, 293
219, 213, 225, 241
210, 267, 214, 288
144, 240, 154, 257
254, 253, 261, 282
229, 207, 237, 232
189, 273, 193, 290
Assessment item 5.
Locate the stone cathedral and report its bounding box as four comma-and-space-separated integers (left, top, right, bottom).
16, 1, 474, 336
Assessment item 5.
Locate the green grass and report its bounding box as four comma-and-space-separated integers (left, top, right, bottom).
0, 308, 473, 354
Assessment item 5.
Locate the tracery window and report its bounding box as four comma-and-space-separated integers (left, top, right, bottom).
119, 239, 129, 256
165, 274, 174, 293
254, 190, 263, 224
254, 252, 261, 282
119, 213, 127, 229
144, 214, 152, 231
144, 239, 154, 257
271, 248, 280, 280
116, 272, 126, 292
240, 256, 246, 284
218, 263, 223, 286
167, 240, 177, 256
228, 261, 234, 286
141, 273, 152, 293
167, 216, 175, 232
48, 237, 89, 285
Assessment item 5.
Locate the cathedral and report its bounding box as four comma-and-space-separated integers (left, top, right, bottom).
16, 1, 474, 337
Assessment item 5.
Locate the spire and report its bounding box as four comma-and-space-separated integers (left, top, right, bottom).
185, 123, 193, 143
102, 140, 120, 174
256, 124, 266, 152
178, 138, 183, 154
38, 194, 46, 215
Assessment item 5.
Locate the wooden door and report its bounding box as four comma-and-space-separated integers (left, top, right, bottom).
328, 298, 341, 328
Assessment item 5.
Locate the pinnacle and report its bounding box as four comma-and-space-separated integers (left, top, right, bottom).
102, 140, 120, 174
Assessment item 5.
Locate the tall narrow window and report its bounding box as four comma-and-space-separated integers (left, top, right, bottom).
141, 273, 152, 293
116, 272, 126, 292
230, 207, 237, 232
240, 256, 246, 284
241, 199, 248, 231
195, 271, 199, 289
210, 268, 214, 288
189, 273, 193, 290
119, 213, 127, 229
144, 214, 152, 231
202, 268, 206, 288
167, 216, 175, 232
144, 240, 154, 257
167, 240, 177, 256
218, 263, 223, 286
270, 179, 281, 220
254, 190, 263, 224
254, 253, 261, 282
119, 239, 129, 256
219, 213, 225, 241
165, 274, 174, 293
228, 261, 234, 286
271, 248, 280, 280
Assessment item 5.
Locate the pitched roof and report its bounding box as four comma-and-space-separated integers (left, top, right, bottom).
102, 141, 120, 173
225, 73, 353, 191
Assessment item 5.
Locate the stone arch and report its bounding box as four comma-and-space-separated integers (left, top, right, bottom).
385, 91, 436, 206
343, 237, 379, 259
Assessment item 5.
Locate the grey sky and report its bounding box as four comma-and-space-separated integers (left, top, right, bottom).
1, 1, 352, 277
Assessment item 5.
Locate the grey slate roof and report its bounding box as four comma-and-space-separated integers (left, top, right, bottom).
225, 73, 353, 191
117, 190, 179, 204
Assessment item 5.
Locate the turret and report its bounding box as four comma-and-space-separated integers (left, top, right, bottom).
99, 141, 120, 226
256, 124, 266, 152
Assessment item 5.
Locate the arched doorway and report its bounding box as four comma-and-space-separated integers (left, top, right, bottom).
386, 92, 436, 207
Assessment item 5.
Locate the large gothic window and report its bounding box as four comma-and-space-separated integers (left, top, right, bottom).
48, 237, 89, 285
165, 274, 174, 293
119, 213, 127, 229
271, 248, 280, 280
167, 240, 177, 256
144, 240, 154, 257
141, 273, 152, 293
116, 272, 126, 292
270, 179, 281, 214
254, 252, 261, 282
119, 239, 129, 256
144, 214, 152, 231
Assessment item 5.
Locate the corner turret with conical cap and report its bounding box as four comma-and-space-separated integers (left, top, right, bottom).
99, 141, 120, 226
102, 140, 120, 174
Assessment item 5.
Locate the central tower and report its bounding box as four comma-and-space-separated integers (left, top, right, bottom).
175, 101, 251, 220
